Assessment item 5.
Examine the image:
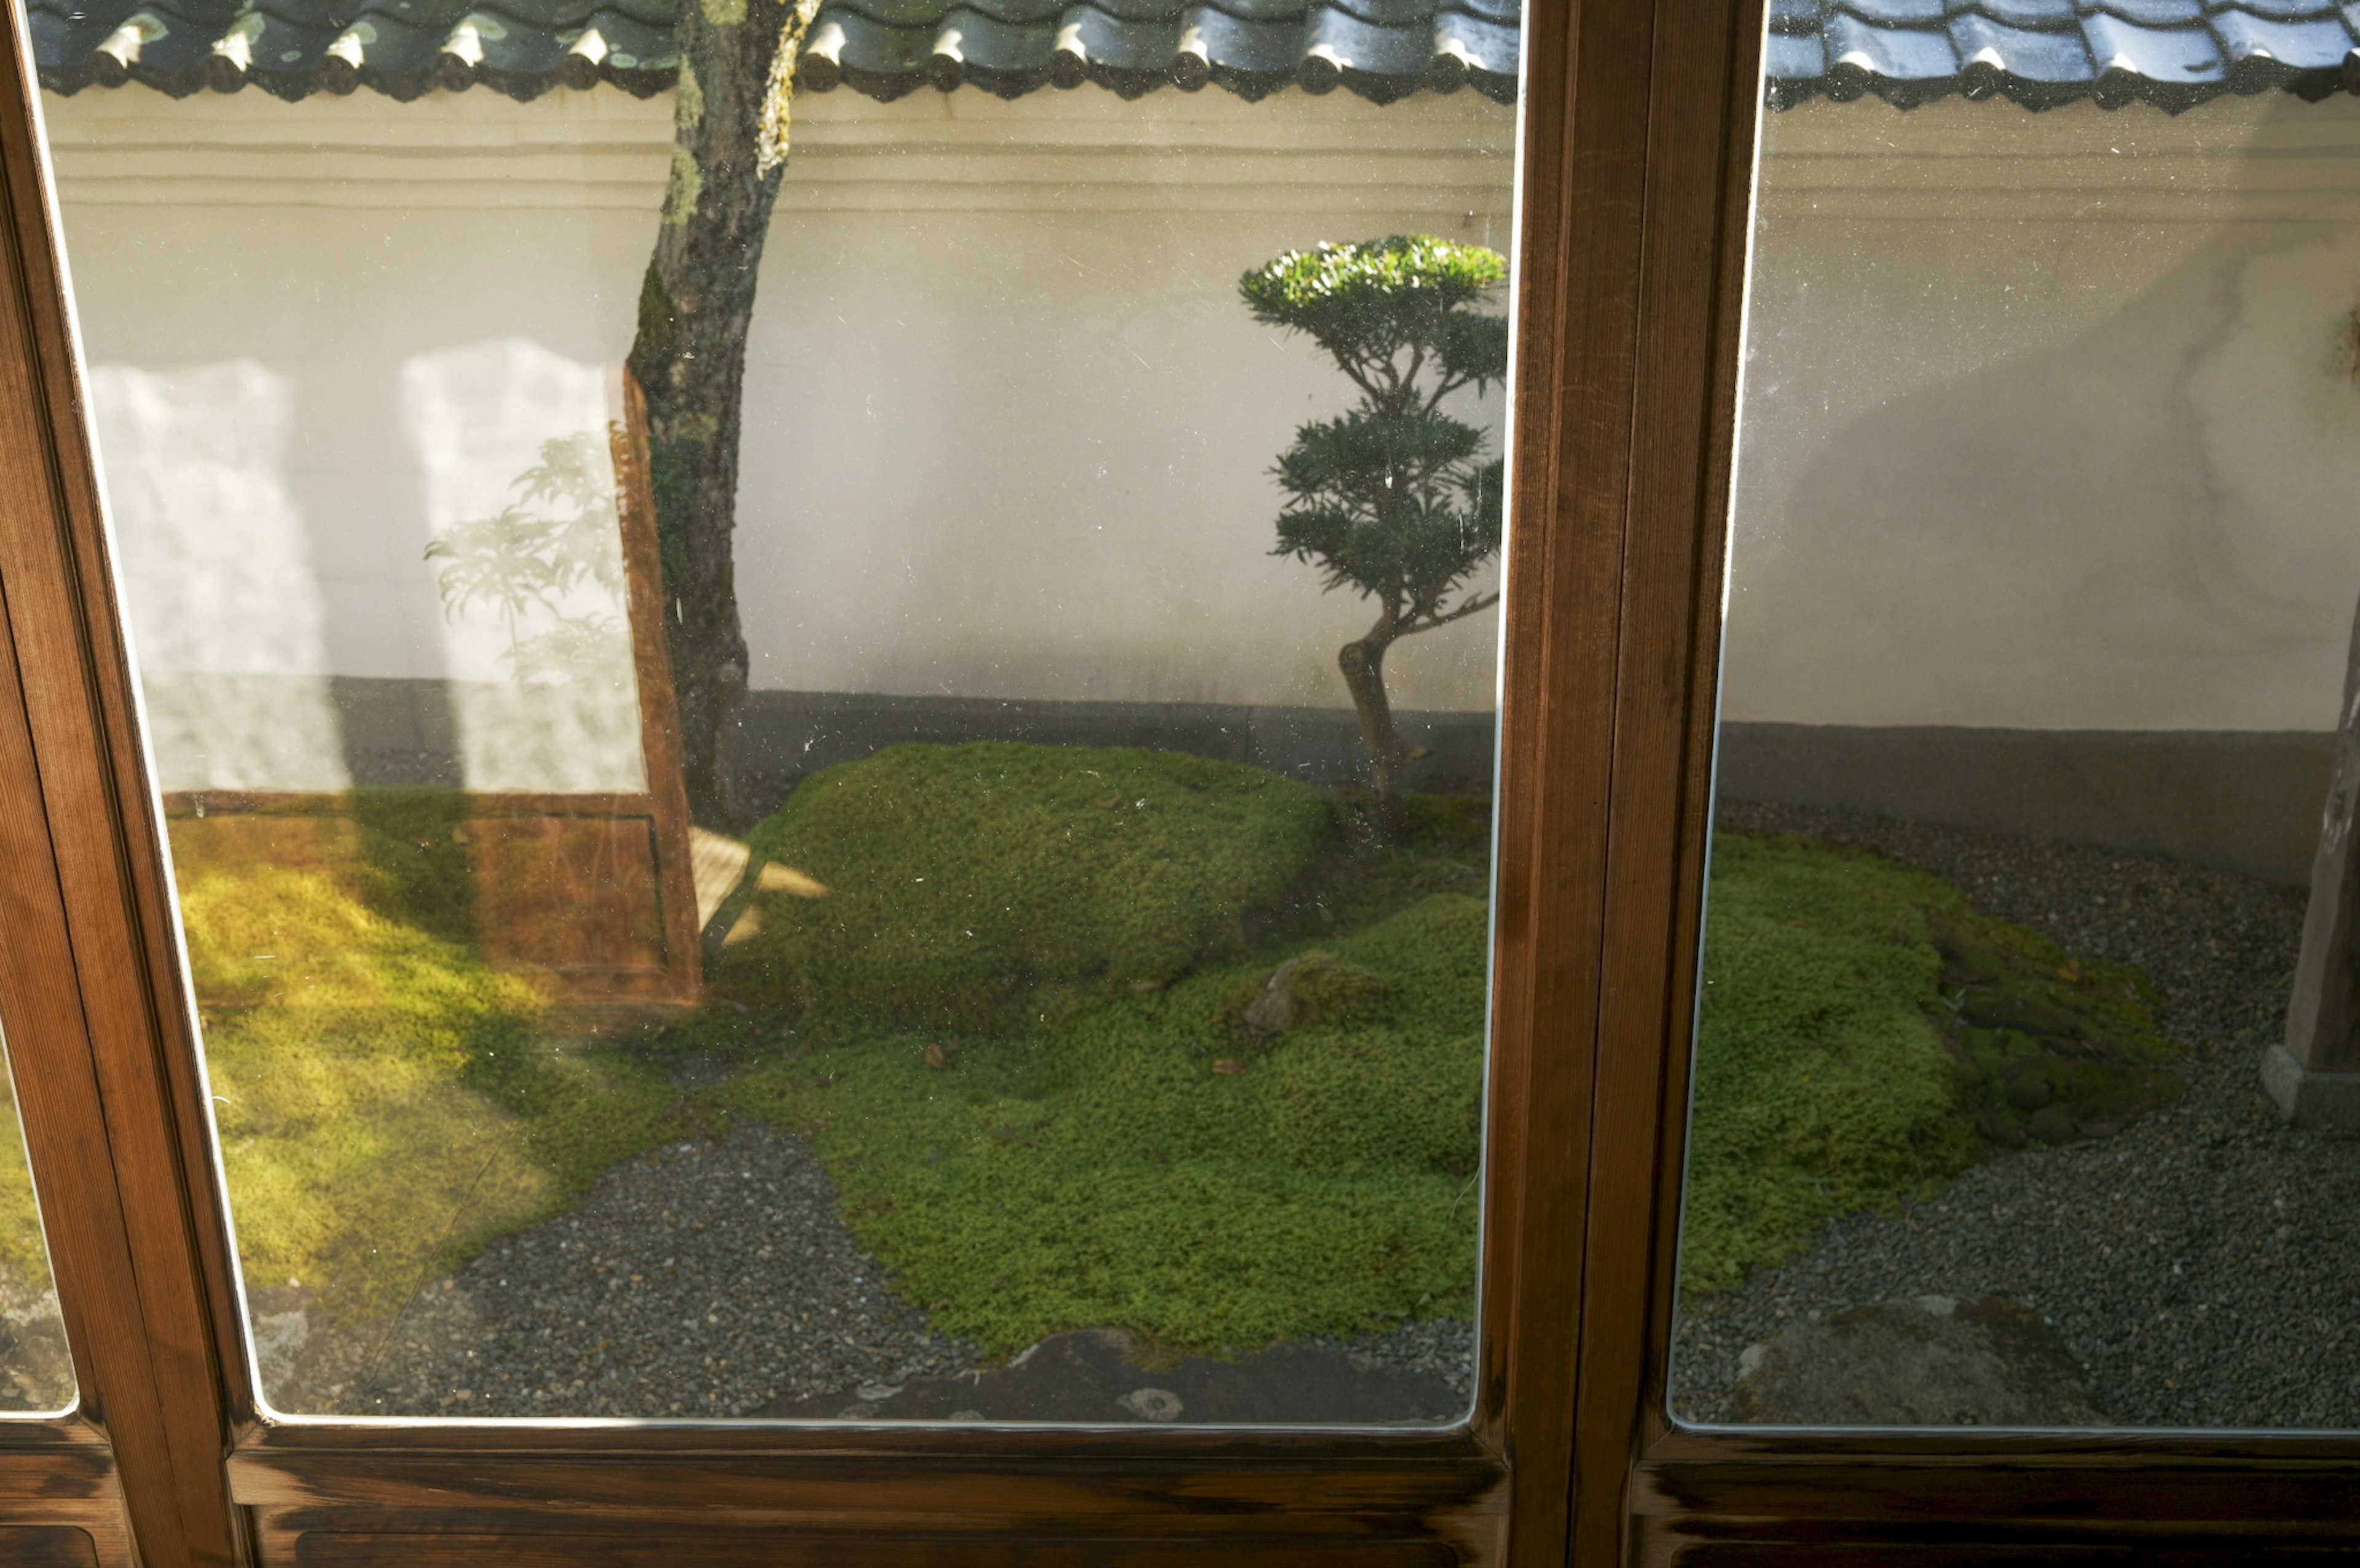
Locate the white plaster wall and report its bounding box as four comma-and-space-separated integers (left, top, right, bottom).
1728, 92, 2360, 734
38, 82, 1515, 793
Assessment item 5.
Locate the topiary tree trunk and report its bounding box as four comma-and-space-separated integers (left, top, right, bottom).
1338, 605, 1408, 810
624, 0, 816, 828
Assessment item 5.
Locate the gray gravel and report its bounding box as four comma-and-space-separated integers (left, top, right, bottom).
1672, 802, 2360, 1429
0, 1263, 69, 1414
1317, 1317, 1475, 1406
256, 1115, 1476, 1421
269, 1123, 978, 1417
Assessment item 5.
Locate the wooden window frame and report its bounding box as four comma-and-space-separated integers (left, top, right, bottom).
4, 0, 2332, 1562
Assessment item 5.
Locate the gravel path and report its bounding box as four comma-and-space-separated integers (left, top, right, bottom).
261, 1116, 1475, 1421
272, 1124, 978, 1417
1320, 1318, 1474, 1405
1672, 802, 2360, 1429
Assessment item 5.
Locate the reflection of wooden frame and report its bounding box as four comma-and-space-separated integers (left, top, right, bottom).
2, 1, 2323, 1564
144, 374, 704, 1012
610, 367, 704, 1005
157, 789, 698, 1006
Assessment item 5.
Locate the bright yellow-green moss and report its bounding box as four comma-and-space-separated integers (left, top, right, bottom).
179, 858, 686, 1325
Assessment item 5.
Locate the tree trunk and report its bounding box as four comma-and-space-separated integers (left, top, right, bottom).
2283, 587, 2360, 1083
1339, 621, 1409, 839
624, 0, 794, 828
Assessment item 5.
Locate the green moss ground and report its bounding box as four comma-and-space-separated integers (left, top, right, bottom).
1681, 831, 2177, 1296
723, 743, 1340, 1035
61, 753, 2177, 1358
701, 747, 1496, 1352
177, 854, 690, 1324
718, 892, 1489, 1354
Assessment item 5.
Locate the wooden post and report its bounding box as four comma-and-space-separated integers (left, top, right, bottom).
2271, 589, 2360, 1124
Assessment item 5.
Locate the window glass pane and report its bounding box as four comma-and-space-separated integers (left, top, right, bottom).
33, 3, 1521, 1422
1676, 17, 2360, 1430
0, 1032, 72, 1416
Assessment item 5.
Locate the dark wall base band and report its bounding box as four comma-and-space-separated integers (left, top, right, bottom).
310, 681, 2341, 882
1716, 722, 2333, 886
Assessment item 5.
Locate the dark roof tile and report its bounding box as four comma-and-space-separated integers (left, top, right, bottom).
33, 0, 1511, 100
2210, 0, 2338, 20
2084, 0, 2205, 24
2082, 10, 2228, 75
1756, 0, 2360, 108
1763, 26, 1829, 92
2211, 8, 2354, 59
1955, 0, 2077, 28
1951, 12, 2094, 82
1323, 0, 1446, 27
1834, 0, 1948, 25
1825, 9, 1958, 77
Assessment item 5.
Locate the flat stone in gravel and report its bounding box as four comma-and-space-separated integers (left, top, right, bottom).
1731, 1295, 2099, 1427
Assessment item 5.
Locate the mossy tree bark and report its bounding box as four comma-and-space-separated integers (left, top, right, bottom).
624, 0, 795, 828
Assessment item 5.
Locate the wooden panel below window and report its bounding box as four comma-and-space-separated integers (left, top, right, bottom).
0, 1443, 137, 1567
294, 1534, 1457, 1567
1674, 1546, 2360, 1566
0, 1526, 98, 1567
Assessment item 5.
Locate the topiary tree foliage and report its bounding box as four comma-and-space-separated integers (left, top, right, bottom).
1240, 235, 1509, 833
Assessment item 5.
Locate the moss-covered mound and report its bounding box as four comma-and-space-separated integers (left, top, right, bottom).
724, 743, 1338, 1035
176, 855, 686, 1325
1682, 831, 2176, 1296
720, 891, 1488, 1354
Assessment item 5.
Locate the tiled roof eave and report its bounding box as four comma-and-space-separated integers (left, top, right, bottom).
1766, 2, 2360, 112
29, 0, 1520, 106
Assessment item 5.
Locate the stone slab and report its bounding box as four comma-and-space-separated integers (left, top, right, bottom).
2261, 1043, 2360, 1131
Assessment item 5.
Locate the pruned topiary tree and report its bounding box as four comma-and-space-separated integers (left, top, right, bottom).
1246, 232, 1501, 829
1240, 235, 1509, 834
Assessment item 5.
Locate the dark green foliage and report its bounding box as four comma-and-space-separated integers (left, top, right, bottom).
1935, 909, 2180, 1151
1683, 833, 2177, 1295
1241, 237, 1508, 623
1270, 415, 1499, 604
721, 743, 1339, 1035
696, 746, 1497, 1352
1221, 951, 1396, 1031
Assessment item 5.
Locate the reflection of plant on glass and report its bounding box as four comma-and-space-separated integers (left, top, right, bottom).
425, 431, 629, 684
1241, 235, 1508, 835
